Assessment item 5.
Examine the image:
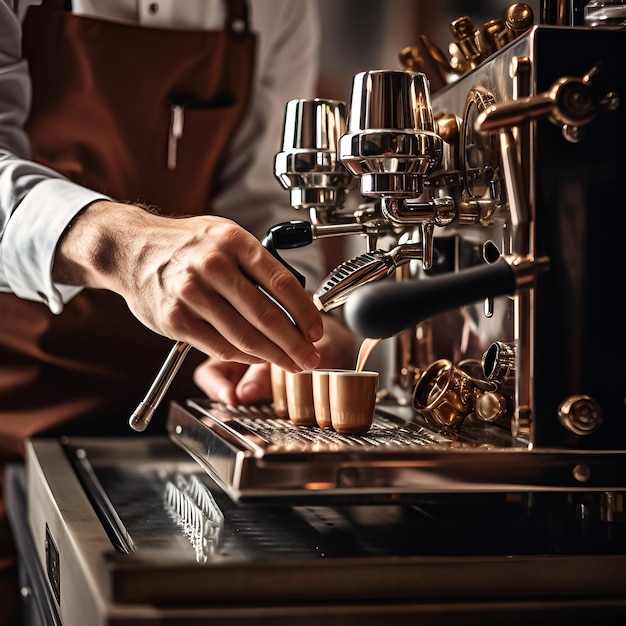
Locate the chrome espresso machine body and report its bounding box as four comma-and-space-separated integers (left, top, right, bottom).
9, 6, 626, 626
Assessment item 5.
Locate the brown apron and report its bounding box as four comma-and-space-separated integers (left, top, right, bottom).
0, 3, 256, 621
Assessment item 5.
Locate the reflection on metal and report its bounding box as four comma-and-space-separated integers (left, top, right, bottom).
164, 474, 224, 563
412, 358, 497, 428
274, 98, 353, 211
18, 438, 626, 625
301, 22, 625, 455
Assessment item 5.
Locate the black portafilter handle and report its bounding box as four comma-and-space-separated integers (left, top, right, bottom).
343, 256, 517, 339
262, 220, 313, 287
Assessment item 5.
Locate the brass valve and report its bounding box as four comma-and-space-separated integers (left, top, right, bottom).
476, 64, 620, 143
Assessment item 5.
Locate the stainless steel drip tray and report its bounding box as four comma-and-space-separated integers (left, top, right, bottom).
22, 436, 626, 620
167, 399, 626, 501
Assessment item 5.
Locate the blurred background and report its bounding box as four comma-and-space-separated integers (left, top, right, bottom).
316, 0, 541, 102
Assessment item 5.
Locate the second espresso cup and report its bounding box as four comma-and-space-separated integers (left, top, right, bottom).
312, 369, 347, 429
328, 370, 379, 434
285, 370, 317, 426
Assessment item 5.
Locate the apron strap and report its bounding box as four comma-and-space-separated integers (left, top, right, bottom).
225, 0, 251, 36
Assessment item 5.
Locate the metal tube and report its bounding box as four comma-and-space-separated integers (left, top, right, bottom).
129, 340, 192, 432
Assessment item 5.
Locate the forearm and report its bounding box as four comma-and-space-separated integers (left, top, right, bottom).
52, 200, 152, 294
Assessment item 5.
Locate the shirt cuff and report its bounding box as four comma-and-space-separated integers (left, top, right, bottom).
1, 178, 111, 314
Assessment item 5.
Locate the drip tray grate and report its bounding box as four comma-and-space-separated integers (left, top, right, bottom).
166, 399, 626, 502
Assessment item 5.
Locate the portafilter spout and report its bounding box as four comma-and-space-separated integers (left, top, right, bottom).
313, 242, 423, 311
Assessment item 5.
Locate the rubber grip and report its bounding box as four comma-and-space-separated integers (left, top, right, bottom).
262, 220, 313, 287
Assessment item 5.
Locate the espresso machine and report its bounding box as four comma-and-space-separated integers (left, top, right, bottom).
264, 3, 625, 455
7, 4, 626, 625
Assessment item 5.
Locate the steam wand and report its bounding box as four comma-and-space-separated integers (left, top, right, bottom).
129, 340, 191, 432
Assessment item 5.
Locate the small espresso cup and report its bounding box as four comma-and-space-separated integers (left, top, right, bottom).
270, 363, 289, 418
312, 369, 348, 429
328, 370, 379, 434
285, 370, 317, 426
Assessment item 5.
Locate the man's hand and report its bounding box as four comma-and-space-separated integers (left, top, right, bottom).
52, 201, 323, 372
194, 312, 358, 405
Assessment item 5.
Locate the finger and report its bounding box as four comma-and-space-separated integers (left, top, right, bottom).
178, 310, 269, 366
180, 272, 321, 371
234, 241, 324, 343
235, 362, 272, 404
193, 360, 249, 405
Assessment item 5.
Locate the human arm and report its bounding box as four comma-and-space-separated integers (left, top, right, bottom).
52, 200, 323, 372
191, 0, 360, 401
0, 0, 323, 372
0, 0, 110, 310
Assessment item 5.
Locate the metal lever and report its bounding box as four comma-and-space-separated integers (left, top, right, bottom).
261, 221, 313, 287
476, 65, 620, 143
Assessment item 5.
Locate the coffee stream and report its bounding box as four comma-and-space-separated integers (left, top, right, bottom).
355, 337, 382, 372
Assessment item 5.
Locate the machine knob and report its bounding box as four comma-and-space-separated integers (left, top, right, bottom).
558, 394, 603, 435
475, 391, 509, 422
505, 3, 534, 34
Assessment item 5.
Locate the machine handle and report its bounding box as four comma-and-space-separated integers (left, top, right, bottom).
261, 220, 313, 288
476, 67, 619, 143
343, 256, 517, 338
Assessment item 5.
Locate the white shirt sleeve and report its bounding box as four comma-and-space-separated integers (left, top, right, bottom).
0, 0, 325, 315
0, 0, 112, 313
